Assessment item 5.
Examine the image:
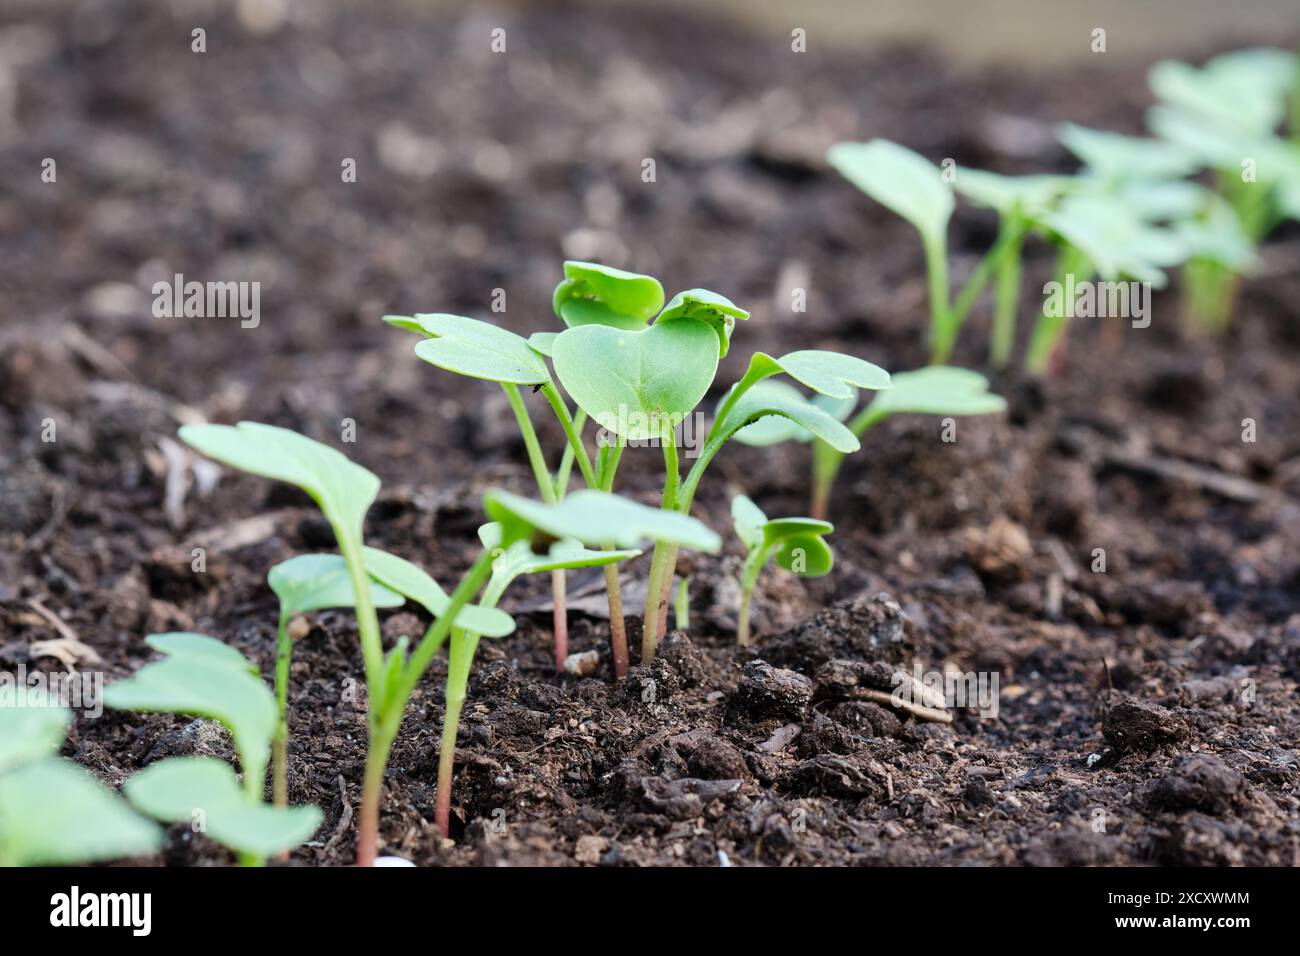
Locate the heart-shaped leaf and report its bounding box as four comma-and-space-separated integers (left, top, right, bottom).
1056, 123, 1199, 181
179, 422, 380, 540
269, 553, 405, 618
0, 686, 72, 773
1045, 196, 1187, 286
717, 380, 859, 453
828, 139, 954, 247
552, 261, 665, 329
955, 168, 1073, 220
124, 757, 322, 857
104, 640, 277, 789
385, 313, 552, 385
144, 631, 258, 673
772, 350, 890, 400
732, 494, 834, 579
0, 758, 162, 866
485, 489, 721, 554
361, 547, 515, 637
773, 532, 834, 577
551, 319, 720, 441
654, 289, 750, 358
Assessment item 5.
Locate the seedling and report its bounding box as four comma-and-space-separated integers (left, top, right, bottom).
829, 140, 1032, 364
730, 495, 833, 646
0, 687, 162, 866
266, 553, 404, 807
429, 488, 716, 836
733, 366, 1003, 520
180, 421, 514, 866
104, 632, 322, 864
952, 168, 1074, 367
551, 299, 889, 660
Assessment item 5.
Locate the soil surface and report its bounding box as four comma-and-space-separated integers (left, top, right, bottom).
2, 0, 1299, 866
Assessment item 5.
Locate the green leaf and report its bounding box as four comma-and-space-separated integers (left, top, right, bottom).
1109, 178, 1212, 222
654, 289, 750, 358
730, 495, 768, 553
385, 313, 552, 385
720, 380, 859, 453
1044, 196, 1188, 286
269, 553, 405, 618
772, 350, 890, 400
1150, 57, 1288, 135
1056, 123, 1199, 181
123, 757, 321, 857
179, 422, 380, 539
867, 366, 1007, 420
552, 261, 664, 329
361, 547, 515, 637
0, 758, 162, 866
551, 319, 720, 441
828, 139, 954, 247
484, 489, 721, 554
0, 686, 72, 773
478, 522, 641, 581
1174, 195, 1257, 270
527, 331, 558, 357
773, 532, 834, 577
103, 646, 277, 788
954, 168, 1072, 219
145, 631, 258, 673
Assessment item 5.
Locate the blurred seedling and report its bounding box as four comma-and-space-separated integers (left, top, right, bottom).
730, 495, 833, 646
104, 632, 322, 865
733, 366, 1004, 520
0, 686, 162, 866
179, 421, 513, 866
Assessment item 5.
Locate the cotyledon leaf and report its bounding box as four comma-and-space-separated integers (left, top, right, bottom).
478, 522, 641, 583
385, 313, 552, 385
552, 260, 665, 329
654, 288, 750, 358
716, 380, 859, 453
828, 139, 955, 247
0, 686, 72, 773
484, 489, 721, 554
361, 547, 515, 637
268, 553, 405, 618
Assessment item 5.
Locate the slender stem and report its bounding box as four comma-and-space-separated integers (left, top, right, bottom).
540, 384, 596, 487
502, 383, 557, 505
554, 409, 586, 497
990, 224, 1025, 368
674, 576, 690, 631
550, 569, 568, 669
641, 438, 679, 664
604, 563, 629, 678
655, 544, 678, 641
924, 234, 954, 364
356, 715, 397, 866
434, 628, 479, 839
1025, 244, 1092, 376
737, 550, 765, 645
737, 588, 753, 646
272, 611, 290, 809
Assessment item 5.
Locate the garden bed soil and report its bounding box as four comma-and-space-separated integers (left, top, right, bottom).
2, 0, 1298, 866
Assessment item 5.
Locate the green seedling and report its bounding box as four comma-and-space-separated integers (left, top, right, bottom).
952, 168, 1074, 367
829, 140, 1032, 364
104, 632, 322, 864
730, 495, 833, 646
1024, 194, 1188, 375
266, 553, 404, 807
0, 687, 162, 866
1146, 49, 1300, 329
429, 488, 716, 837
384, 310, 589, 670
180, 421, 514, 866
552, 303, 889, 662
733, 366, 1004, 519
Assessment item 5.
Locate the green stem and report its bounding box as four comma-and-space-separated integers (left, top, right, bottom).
990, 225, 1025, 368
434, 627, 478, 839
924, 234, 954, 364
540, 383, 597, 488
641, 438, 679, 664
272, 611, 290, 808
554, 410, 586, 497
1025, 244, 1091, 376
674, 576, 690, 631
736, 549, 765, 645
502, 383, 557, 505
596, 439, 630, 677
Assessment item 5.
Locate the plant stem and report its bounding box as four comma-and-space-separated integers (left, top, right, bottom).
434, 628, 478, 839
641, 438, 679, 664
596, 439, 630, 677
924, 234, 954, 364
1025, 244, 1091, 376
553, 409, 586, 496
356, 714, 397, 867
990, 224, 1025, 368
540, 384, 597, 487
737, 587, 753, 646
272, 611, 290, 808
674, 576, 690, 631
550, 569, 568, 668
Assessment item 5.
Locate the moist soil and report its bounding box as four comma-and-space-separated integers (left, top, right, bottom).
2, 0, 1299, 866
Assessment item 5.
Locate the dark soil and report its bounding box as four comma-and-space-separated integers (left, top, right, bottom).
2, 0, 1298, 866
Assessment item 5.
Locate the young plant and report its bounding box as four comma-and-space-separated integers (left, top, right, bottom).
430, 488, 717, 837
829, 140, 1031, 364
730, 495, 833, 646
732, 366, 1004, 520
179, 421, 514, 866
952, 168, 1074, 367
266, 553, 404, 807
104, 632, 322, 865
0, 686, 162, 866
